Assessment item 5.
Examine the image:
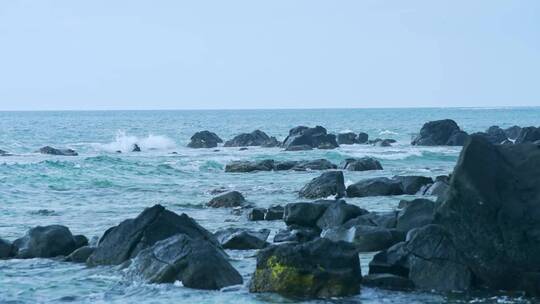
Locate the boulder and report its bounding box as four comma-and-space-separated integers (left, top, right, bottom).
411, 119, 468, 146
358, 211, 398, 229
337, 132, 358, 145
396, 199, 435, 232
423, 175, 450, 197
13, 225, 79, 258
362, 274, 414, 290
340, 157, 383, 171
87, 204, 219, 266
504, 125, 522, 140
322, 224, 404, 252
273, 160, 298, 170
515, 126, 540, 144
299, 171, 345, 199
0, 238, 14, 259
265, 205, 284, 220
282, 126, 339, 150
247, 208, 266, 221
225, 160, 274, 172
316, 200, 368, 230
188, 131, 223, 148
65, 246, 95, 263
393, 176, 433, 195
215, 228, 270, 250
273, 226, 320, 243
283, 201, 330, 228
128, 234, 242, 289
261, 136, 280, 147
132, 144, 141, 152
250, 238, 361, 298
224, 130, 273, 147
207, 191, 246, 208
291, 159, 337, 171
346, 177, 403, 198
38, 146, 78, 156
357, 132, 369, 144
368, 242, 410, 277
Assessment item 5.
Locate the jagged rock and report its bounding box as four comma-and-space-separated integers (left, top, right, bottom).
188, 131, 223, 148
282, 126, 339, 150
357, 132, 369, 144
340, 157, 383, 171
504, 125, 521, 140
411, 119, 468, 146
337, 132, 358, 145
13, 225, 79, 258
261, 136, 280, 147
346, 177, 403, 198
225, 160, 274, 172
362, 273, 414, 290
299, 171, 345, 199
515, 126, 540, 144
65, 246, 95, 263
215, 228, 270, 250
207, 191, 246, 208
316, 200, 368, 230
38, 146, 78, 156
0, 238, 14, 259
128, 234, 242, 289
393, 176, 434, 195
224, 130, 273, 147
250, 238, 361, 298
273, 226, 320, 243
396, 199, 435, 232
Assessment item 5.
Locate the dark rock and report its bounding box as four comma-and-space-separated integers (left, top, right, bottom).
282, 126, 339, 150
132, 144, 141, 152
393, 176, 434, 195
215, 228, 270, 250
368, 242, 410, 277
261, 136, 281, 147
224, 130, 273, 147
87, 204, 219, 266
13, 225, 78, 258
359, 211, 398, 229
411, 119, 468, 146
239, 147, 248, 151
423, 176, 450, 196
396, 199, 435, 232
515, 126, 540, 144
373, 139, 394, 147
340, 157, 383, 171
273, 226, 320, 243
299, 171, 345, 199
250, 238, 361, 298
265, 205, 284, 220
128, 234, 242, 289
471, 126, 508, 145
337, 132, 358, 145
207, 191, 246, 208
0, 238, 14, 259
65, 246, 95, 263
322, 224, 404, 252
316, 200, 368, 230
357, 132, 369, 144
225, 160, 274, 172
362, 273, 414, 290
73, 235, 89, 249
247, 208, 266, 221
188, 131, 223, 148
292, 159, 337, 171
284, 201, 330, 228
273, 160, 298, 170
504, 125, 522, 140
38, 146, 78, 156
285, 145, 313, 151
0, 149, 11, 156
346, 177, 403, 198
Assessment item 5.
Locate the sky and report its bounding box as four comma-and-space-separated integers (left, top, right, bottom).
0, 0, 539, 110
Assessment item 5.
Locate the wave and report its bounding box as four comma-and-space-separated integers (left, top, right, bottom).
379, 130, 398, 136
94, 131, 176, 153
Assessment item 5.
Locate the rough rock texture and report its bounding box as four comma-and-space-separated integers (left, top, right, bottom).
411, 119, 468, 146
504, 125, 522, 140
423, 175, 450, 197
515, 126, 540, 144
393, 176, 434, 195
316, 200, 368, 230
224, 130, 274, 147
247, 206, 284, 221
214, 228, 270, 250
87, 204, 219, 266
282, 126, 339, 150
207, 191, 246, 208
322, 222, 404, 252
283, 201, 330, 228
290, 159, 337, 171
65, 246, 95, 263
368, 242, 410, 277
396, 199, 435, 232
337, 132, 358, 145
128, 234, 242, 289
225, 160, 274, 172
38, 146, 78, 156
346, 177, 403, 198
299, 171, 345, 199
250, 238, 361, 298
13, 225, 79, 258
473, 126, 508, 145
188, 131, 223, 148
340, 157, 383, 171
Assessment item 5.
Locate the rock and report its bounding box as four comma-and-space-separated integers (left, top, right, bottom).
247, 208, 266, 221
250, 238, 361, 298
396, 199, 435, 232
504, 125, 522, 140
87, 204, 219, 266
65, 246, 95, 263
291, 159, 337, 171
265, 205, 284, 220
346, 177, 403, 198
285, 145, 313, 151
282, 126, 339, 150
359, 211, 398, 229
0, 238, 14, 259
132, 144, 141, 152
322, 224, 404, 252
284, 201, 330, 228
337, 132, 358, 145
38, 146, 78, 156
261, 136, 280, 147
0, 149, 11, 156
239, 147, 248, 151
224, 160, 274, 172
393, 176, 433, 195
316, 200, 368, 230
470, 126, 508, 145
128, 234, 242, 289
273, 226, 320, 243
368, 242, 410, 277
188, 131, 223, 148
357, 132, 369, 144
411, 119, 468, 146
515, 126, 540, 144
13, 225, 78, 258
73, 235, 89, 248
207, 191, 246, 208
224, 130, 273, 147
362, 274, 414, 290
215, 228, 270, 250
372, 139, 394, 147
299, 171, 345, 199
435, 135, 540, 292
423, 175, 450, 196
273, 160, 298, 170
340, 157, 383, 171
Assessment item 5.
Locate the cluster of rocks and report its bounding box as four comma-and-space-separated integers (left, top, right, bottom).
337, 132, 369, 145
225, 157, 383, 173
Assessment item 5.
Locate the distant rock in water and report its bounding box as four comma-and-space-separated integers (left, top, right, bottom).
0, 149, 11, 156
357, 132, 369, 144
411, 119, 468, 146
13, 225, 81, 258
282, 126, 338, 150
131, 144, 141, 152
224, 159, 337, 172
0, 238, 15, 259
224, 130, 277, 147
514, 126, 540, 144
470, 125, 508, 145
337, 132, 358, 145
207, 191, 246, 208
299, 171, 345, 199
340, 157, 383, 171
346, 177, 403, 198
188, 131, 223, 148
214, 228, 270, 250
38, 146, 78, 156
225, 160, 274, 172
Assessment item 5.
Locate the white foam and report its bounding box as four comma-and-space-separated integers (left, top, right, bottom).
379, 130, 398, 136
95, 131, 177, 153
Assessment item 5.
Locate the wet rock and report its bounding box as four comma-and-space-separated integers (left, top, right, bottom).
362, 273, 414, 290
515, 126, 540, 144
250, 238, 361, 298
291, 159, 337, 171
188, 131, 223, 148
261, 136, 281, 147
224, 130, 273, 147
393, 176, 433, 195
285, 144, 313, 151
207, 191, 246, 208
282, 126, 339, 150
273, 226, 320, 243
504, 125, 521, 140
337, 132, 358, 145
265, 205, 284, 220
0, 149, 11, 156
396, 199, 435, 232
238, 147, 248, 151
13, 225, 78, 258
87, 204, 219, 266
273, 160, 298, 170
73, 235, 89, 248
247, 208, 266, 221
284, 201, 330, 228
128, 234, 242, 289
65, 246, 95, 263
368, 242, 410, 277
340, 157, 383, 171
215, 228, 270, 250
131, 144, 141, 152
411, 119, 468, 146
0, 238, 14, 259
357, 132, 369, 144
371, 138, 394, 147
322, 224, 404, 252
423, 175, 450, 196
359, 211, 398, 229
346, 177, 403, 198
38, 146, 78, 156
299, 171, 345, 199
225, 160, 274, 172
316, 200, 368, 230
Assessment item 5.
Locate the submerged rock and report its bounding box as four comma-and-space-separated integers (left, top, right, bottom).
13, 225, 80, 258
131, 144, 141, 152
411, 119, 468, 146
128, 234, 242, 289
340, 157, 382, 171
0, 149, 11, 156
357, 132, 369, 144
188, 130, 223, 148
214, 228, 270, 250
282, 126, 338, 150
250, 238, 361, 298
38, 146, 78, 156
224, 130, 274, 147
299, 171, 345, 199
207, 191, 246, 208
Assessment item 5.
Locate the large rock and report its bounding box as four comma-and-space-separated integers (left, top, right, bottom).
322, 222, 404, 252
214, 228, 270, 250
504, 125, 522, 140
368, 242, 410, 277
282, 126, 339, 150
0, 238, 14, 259
224, 130, 275, 147
423, 175, 450, 197
393, 176, 433, 195
283, 201, 330, 228
337, 132, 358, 145
291, 159, 337, 171
38, 146, 78, 156
299, 171, 345, 199
250, 238, 361, 298
65, 246, 95, 263
273, 226, 320, 243
247, 205, 284, 221
357, 132, 369, 144
346, 177, 403, 198
188, 131, 223, 148
435, 135, 540, 292
316, 200, 368, 230
13, 225, 79, 258
87, 204, 219, 266
340, 157, 383, 171
225, 160, 274, 172
411, 119, 468, 146
128, 234, 242, 289
515, 126, 540, 144
396, 199, 435, 232
207, 191, 246, 208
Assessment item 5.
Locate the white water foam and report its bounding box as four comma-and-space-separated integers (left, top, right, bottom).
95, 131, 177, 153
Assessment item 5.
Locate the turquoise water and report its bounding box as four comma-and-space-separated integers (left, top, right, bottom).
0, 108, 538, 303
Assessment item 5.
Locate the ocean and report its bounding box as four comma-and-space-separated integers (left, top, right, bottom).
0, 108, 538, 303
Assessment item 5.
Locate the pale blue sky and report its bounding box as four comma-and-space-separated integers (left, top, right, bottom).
0, 0, 538, 110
